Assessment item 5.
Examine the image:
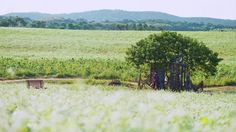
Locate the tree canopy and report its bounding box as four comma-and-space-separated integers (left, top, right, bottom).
126, 31, 222, 77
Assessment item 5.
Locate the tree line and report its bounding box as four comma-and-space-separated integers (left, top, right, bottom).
0, 16, 235, 31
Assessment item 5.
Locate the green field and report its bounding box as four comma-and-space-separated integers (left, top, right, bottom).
0, 82, 235, 132
0, 28, 236, 131
0, 28, 236, 85
0, 28, 236, 63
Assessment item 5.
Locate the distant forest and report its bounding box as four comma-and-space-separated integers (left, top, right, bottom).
0, 16, 235, 31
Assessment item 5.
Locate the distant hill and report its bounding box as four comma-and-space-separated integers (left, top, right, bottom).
4, 9, 236, 26
5, 12, 51, 20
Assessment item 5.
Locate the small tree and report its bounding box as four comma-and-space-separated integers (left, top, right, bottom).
126, 31, 222, 90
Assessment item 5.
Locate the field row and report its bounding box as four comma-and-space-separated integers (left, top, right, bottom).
1, 57, 236, 86
0, 57, 137, 81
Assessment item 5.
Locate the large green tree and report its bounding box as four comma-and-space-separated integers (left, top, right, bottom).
126, 31, 222, 89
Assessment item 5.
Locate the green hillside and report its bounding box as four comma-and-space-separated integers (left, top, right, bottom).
4, 10, 236, 26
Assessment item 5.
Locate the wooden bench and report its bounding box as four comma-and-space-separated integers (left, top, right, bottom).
26, 79, 44, 89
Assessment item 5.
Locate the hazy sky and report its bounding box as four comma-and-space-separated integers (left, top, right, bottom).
1, 0, 236, 19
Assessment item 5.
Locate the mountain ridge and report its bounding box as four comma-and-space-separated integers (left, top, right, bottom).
4, 9, 236, 26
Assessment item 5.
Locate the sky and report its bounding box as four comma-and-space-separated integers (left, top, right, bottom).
1, 0, 236, 19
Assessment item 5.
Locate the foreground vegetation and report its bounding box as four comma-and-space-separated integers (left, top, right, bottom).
0, 82, 235, 132
0, 28, 236, 86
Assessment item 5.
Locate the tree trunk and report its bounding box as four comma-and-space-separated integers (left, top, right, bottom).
150, 64, 165, 90
150, 64, 157, 90
157, 67, 165, 90
138, 72, 141, 88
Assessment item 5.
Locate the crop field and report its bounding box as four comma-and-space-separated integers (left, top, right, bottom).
0, 28, 236, 85
0, 28, 236, 131
0, 28, 236, 62
0, 82, 235, 132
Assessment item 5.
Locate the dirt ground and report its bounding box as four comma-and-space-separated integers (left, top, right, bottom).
0, 78, 235, 93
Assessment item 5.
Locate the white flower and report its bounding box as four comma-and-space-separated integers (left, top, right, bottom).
102, 91, 123, 105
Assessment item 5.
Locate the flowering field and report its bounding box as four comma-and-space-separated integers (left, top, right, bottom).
0, 82, 235, 132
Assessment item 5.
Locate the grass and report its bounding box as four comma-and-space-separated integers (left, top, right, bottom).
0, 28, 236, 63
0, 57, 137, 81
0, 27, 236, 85
0, 82, 235, 132
0, 28, 153, 60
